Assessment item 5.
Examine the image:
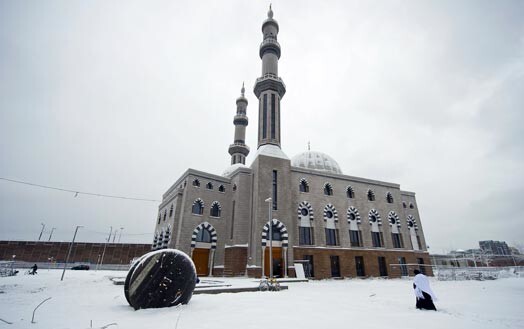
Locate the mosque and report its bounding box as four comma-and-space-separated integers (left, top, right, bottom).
151, 7, 432, 279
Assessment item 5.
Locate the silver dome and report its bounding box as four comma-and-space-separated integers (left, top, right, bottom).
291, 151, 343, 175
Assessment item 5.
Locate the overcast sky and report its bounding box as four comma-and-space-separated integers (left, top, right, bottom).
1, 0, 523, 253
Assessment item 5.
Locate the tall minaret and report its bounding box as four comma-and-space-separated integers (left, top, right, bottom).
254, 5, 286, 149
228, 83, 250, 165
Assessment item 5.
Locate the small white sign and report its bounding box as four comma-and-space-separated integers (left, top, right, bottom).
294, 263, 306, 279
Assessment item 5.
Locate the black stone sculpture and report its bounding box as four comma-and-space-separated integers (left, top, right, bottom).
124, 249, 197, 310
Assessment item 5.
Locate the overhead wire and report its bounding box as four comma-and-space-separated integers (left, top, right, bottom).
0, 177, 161, 203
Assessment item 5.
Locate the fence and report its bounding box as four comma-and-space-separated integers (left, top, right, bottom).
433, 266, 524, 281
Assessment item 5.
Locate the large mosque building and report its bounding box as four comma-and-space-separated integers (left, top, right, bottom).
151, 7, 432, 279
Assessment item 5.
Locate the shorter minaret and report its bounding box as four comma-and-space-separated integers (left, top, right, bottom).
228, 83, 250, 165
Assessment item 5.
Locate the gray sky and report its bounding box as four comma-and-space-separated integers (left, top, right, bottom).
1, 0, 523, 253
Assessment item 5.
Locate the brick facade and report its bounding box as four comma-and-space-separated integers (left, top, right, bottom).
0, 240, 151, 265
294, 247, 433, 279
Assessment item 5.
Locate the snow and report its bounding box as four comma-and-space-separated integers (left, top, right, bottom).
254, 144, 289, 160
0, 270, 523, 329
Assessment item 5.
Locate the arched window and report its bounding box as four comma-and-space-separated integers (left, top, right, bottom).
169, 204, 174, 217
386, 192, 394, 203
210, 201, 221, 217
367, 189, 376, 201
196, 228, 212, 243
218, 185, 225, 193
347, 206, 361, 247
298, 201, 314, 245
403, 201, 407, 208
192, 179, 200, 187
299, 178, 310, 193
409, 203, 414, 209
346, 185, 355, 199
368, 209, 383, 247
163, 210, 167, 221
324, 183, 333, 196
233, 184, 237, 192
192, 199, 204, 215
206, 182, 213, 190
157, 214, 161, 224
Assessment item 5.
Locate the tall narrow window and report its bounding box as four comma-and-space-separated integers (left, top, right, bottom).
299, 227, 312, 245
378, 257, 388, 276
355, 256, 365, 276
230, 201, 235, 239
349, 230, 361, 247
325, 228, 338, 245
417, 258, 426, 275
263, 94, 267, 139
386, 192, 394, 203
271, 93, 276, 139
330, 256, 341, 277
372, 231, 383, 247
399, 257, 408, 276
303, 255, 314, 278
272, 170, 277, 210
392, 233, 403, 248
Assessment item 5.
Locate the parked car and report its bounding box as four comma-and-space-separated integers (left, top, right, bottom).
71, 264, 90, 270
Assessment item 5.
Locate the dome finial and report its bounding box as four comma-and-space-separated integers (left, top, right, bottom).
268, 4, 273, 19
241, 82, 245, 96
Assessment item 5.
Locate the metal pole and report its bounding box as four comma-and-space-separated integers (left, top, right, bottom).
99, 226, 112, 270
38, 223, 45, 241
118, 227, 124, 243
48, 228, 56, 241
61, 226, 83, 281
265, 198, 273, 279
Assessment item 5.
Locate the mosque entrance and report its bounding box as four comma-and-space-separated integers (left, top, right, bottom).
264, 247, 283, 277
192, 248, 210, 276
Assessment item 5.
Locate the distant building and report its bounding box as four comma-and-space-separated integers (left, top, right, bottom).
479, 240, 511, 255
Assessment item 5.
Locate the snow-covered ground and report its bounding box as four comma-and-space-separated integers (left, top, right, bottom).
0, 270, 523, 329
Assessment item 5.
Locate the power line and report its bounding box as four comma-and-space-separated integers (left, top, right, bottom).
0, 177, 161, 203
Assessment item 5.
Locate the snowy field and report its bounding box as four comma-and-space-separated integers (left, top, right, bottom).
0, 270, 523, 329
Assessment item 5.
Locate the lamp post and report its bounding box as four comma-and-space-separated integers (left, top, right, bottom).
48, 228, 56, 241
99, 226, 112, 270
118, 227, 124, 243
38, 223, 45, 241
61, 225, 83, 281
265, 197, 273, 279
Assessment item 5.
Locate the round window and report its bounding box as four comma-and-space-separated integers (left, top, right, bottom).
301, 208, 309, 216
370, 215, 377, 223
349, 213, 356, 221
326, 211, 333, 219
408, 221, 413, 228
390, 218, 396, 224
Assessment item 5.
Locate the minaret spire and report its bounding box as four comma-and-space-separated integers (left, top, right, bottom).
228, 83, 250, 165
254, 5, 286, 149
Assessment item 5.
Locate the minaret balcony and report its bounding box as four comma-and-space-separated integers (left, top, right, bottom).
254, 73, 286, 98
228, 142, 250, 156
259, 38, 281, 59
233, 114, 248, 125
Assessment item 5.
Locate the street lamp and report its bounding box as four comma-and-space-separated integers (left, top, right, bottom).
118, 227, 124, 243
265, 197, 273, 279
48, 228, 56, 241
38, 223, 45, 241
61, 225, 83, 281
